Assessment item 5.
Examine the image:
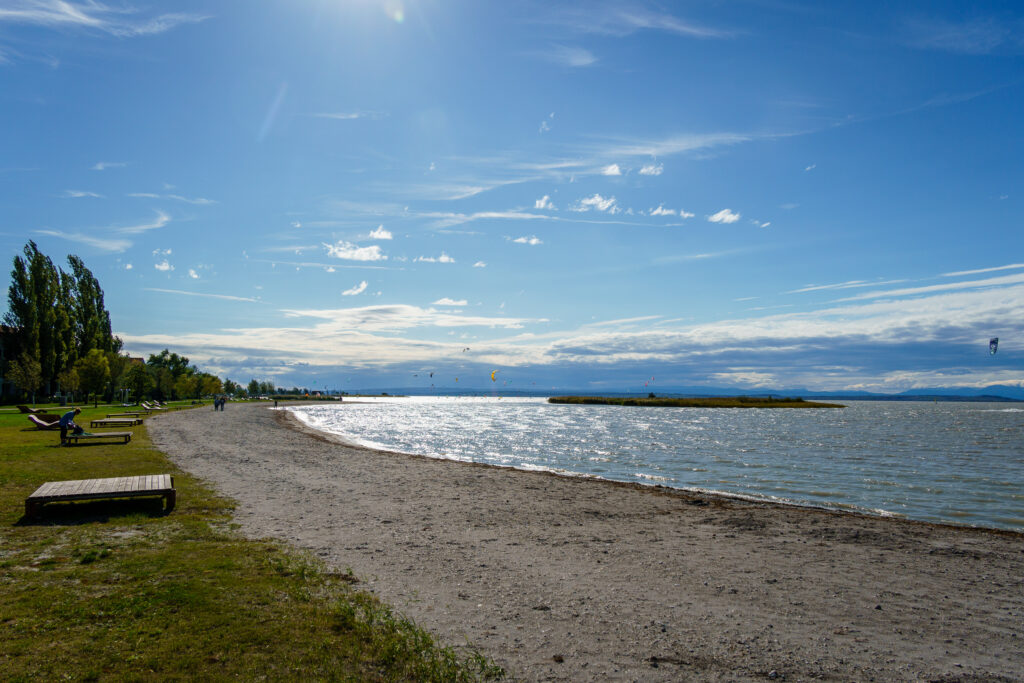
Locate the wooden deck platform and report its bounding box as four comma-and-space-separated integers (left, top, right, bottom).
107, 412, 145, 418
66, 431, 133, 445
25, 474, 175, 517
90, 417, 143, 427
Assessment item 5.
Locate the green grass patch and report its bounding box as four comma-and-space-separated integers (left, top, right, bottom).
0, 404, 503, 681
548, 395, 844, 408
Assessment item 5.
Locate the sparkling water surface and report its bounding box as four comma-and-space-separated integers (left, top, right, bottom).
288, 397, 1024, 531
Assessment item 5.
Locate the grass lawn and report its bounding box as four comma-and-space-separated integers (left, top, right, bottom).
0, 402, 502, 681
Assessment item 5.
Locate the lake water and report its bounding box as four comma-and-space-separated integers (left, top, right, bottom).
288, 397, 1024, 531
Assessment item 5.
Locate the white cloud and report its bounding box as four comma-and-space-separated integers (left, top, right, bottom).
539, 120, 551, 133
91, 161, 127, 171
574, 194, 620, 214
433, 298, 468, 306
0, 4, 209, 38
368, 225, 393, 240
312, 111, 385, 120
120, 210, 170, 234
425, 210, 550, 229
325, 266, 336, 273
144, 288, 260, 303
546, 44, 597, 67
638, 163, 663, 176
601, 163, 622, 176
155, 260, 174, 272
291, 221, 302, 228
473, 261, 487, 268
708, 209, 741, 224
188, 269, 199, 279
323, 241, 387, 261
152, 248, 171, 256
649, 205, 675, 216
33, 230, 131, 253
534, 195, 555, 210
343, 281, 369, 296
512, 236, 543, 245
415, 252, 455, 263
64, 189, 103, 198
805, 164, 816, 172
124, 263, 133, 270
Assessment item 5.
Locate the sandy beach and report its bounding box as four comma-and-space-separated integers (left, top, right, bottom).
149, 402, 1023, 682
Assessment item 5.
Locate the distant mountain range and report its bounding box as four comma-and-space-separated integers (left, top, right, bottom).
346, 384, 1024, 402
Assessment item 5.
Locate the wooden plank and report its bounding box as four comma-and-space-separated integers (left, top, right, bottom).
25, 474, 177, 516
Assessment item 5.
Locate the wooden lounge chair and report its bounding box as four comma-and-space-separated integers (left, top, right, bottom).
140, 402, 166, 411
25, 474, 175, 517
28, 414, 60, 430
90, 417, 143, 428
17, 405, 46, 414
65, 431, 132, 445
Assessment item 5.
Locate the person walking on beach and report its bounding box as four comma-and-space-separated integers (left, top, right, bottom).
59, 407, 82, 446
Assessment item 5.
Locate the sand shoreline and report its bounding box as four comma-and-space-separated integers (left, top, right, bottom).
150, 402, 1024, 681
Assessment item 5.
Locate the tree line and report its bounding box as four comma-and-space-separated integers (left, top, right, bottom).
2, 242, 289, 405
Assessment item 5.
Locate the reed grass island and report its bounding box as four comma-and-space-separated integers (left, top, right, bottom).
548, 395, 845, 408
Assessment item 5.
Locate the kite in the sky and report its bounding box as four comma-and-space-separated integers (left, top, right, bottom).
491, 370, 498, 382
990, 338, 999, 355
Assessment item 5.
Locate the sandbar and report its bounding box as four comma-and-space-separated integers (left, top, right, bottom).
149, 402, 1023, 681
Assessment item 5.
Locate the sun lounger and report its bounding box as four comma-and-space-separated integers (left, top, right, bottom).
65, 431, 132, 445
17, 405, 46, 414
25, 474, 175, 517
90, 418, 143, 428
140, 402, 166, 411
28, 415, 60, 430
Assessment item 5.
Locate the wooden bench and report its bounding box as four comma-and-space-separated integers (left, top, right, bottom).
108, 412, 145, 418
90, 418, 143, 428
25, 474, 175, 518
66, 431, 133, 445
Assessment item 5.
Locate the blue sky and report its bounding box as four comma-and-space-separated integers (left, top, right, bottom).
2, 0, 1023, 393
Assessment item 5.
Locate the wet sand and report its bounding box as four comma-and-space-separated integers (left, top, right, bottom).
149, 402, 1024, 681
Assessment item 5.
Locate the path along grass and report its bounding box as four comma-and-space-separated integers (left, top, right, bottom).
0, 403, 503, 681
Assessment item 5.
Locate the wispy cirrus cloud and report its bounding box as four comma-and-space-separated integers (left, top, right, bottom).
433, 298, 467, 306
904, 15, 1024, 55
423, 210, 551, 229
541, 44, 597, 67
342, 281, 369, 296
128, 192, 216, 205
0, 1, 209, 37
550, 4, 733, 39
64, 189, 103, 198
91, 161, 127, 171
144, 288, 261, 303
33, 229, 131, 253
119, 210, 171, 234
311, 111, 387, 120
708, 208, 740, 224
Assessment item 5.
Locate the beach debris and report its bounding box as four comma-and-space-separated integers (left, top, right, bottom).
990, 337, 999, 354
552, 655, 564, 663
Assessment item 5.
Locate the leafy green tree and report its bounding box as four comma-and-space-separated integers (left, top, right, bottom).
174, 373, 199, 400
4, 242, 63, 393
152, 367, 174, 401
74, 348, 110, 408
106, 352, 131, 402
200, 374, 223, 397
57, 366, 80, 403
123, 363, 153, 404
7, 353, 42, 405
146, 349, 191, 380
67, 254, 120, 356
223, 378, 237, 396
247, 379, 260, 397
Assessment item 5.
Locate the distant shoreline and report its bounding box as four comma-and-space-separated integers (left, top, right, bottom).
548, 395, 843, 408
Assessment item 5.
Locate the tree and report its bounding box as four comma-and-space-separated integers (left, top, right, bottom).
152, 367, 174, 401
247, 379, 260, 397
7, 353, 42, 405
146, 349, 191, 379
67, 255, 120, 356
4, 242, 63, 393
123, 363, 153, 404
199, 374, 223, 397
106, 352, 131, 402
223, 378, 237, 396
74, 348, 110, 408
174, 373, 198, 400
57, 366, 80, 403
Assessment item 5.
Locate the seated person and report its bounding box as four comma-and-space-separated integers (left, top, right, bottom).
59, 407, 83, 445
